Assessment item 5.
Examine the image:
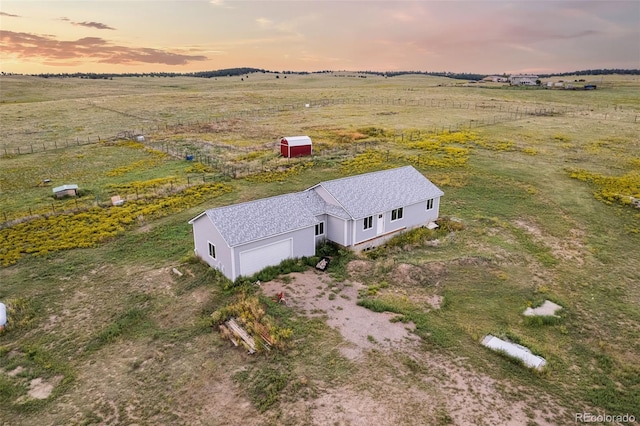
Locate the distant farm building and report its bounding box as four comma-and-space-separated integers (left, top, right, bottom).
280, 136, 312, 158
483, 75, 508, 83
53, 184, 79, 198
509, 74, 539, 86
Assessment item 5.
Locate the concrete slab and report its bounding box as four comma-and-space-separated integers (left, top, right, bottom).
482, 335, 546, 370
523, 300, 562, 317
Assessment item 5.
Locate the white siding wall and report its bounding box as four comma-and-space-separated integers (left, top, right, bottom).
352, 197, 441, 246
191, 216, 234, 280
354, 215, 377, 244
326, 215, 347, 246
428, 196, 441, 222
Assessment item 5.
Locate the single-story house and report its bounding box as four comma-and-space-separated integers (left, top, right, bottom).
509, 74, 539, 86
189, 166, 444, 281
280, 136, 312, 158
52, 184, 79, 198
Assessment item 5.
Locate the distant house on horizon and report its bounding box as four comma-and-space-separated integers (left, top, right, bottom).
509, 74, 539, 86
483, 75, 509, 83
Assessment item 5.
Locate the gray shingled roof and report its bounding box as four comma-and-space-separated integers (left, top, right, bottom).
204, 192, 319, 247
196, 166, 442, 247
317, 166, 444, 219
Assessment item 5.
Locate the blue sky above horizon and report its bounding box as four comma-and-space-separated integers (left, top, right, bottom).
1, 0, 638, 75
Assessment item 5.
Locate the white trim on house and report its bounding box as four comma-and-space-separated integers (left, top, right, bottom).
391, 207, 403, 222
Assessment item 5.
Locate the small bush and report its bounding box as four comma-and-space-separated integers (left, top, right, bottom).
234, 366, 290, 412
326, 248, 354, 282
212, 293, 293, 352
316, 241, 340, 257
253, 258, 307, 283
436, 217, 465, 232
357, 298, 404, 314
523, 315, 563, 327
3, 298, 38, 332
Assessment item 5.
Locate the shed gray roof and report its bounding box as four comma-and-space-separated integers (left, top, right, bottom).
52, 184, 78, 193
193, 165, 442, 247
315, 166, 444, 219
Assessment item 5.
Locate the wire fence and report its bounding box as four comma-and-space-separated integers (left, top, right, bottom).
2, 95, 638, 226
2, 96, 637, 157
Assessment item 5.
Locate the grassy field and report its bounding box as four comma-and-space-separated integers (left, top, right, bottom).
0, 72, 639, 425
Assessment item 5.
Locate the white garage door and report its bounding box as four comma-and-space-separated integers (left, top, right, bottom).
239, 239, 293, 277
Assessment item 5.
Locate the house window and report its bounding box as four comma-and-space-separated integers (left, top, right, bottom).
426, 199, 434, 210
363, 216, 373, 230
391, 207, 404, 221
315, 222, 325, 236
208, 242, 216, 259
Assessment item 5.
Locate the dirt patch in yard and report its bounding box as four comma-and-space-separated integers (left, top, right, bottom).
27, 376, 62, 399
390, 261, 447, 288
346, 259, 375, 280
514, 218, 587, 265
260, 270, 419, 360
260, 268, 569, 425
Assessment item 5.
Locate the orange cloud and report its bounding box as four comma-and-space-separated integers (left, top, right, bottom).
0, 31, 208, 65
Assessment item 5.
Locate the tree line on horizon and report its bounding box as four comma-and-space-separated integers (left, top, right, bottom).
3, 67, 639, 80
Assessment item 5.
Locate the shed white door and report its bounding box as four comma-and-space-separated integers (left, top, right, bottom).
239, 239, 293, 277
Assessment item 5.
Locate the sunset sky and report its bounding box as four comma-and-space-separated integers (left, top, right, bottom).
1, 0, 638, 75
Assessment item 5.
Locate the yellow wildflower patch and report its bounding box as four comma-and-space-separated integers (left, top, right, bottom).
105, 142, 168, 177
212, 293, 293, 351
569, 168, 640, 206
107, 177, 177, 194
340, 150, 391, 174
245, 161, 314, 183
234, 151, 269, 162
0, 183, 232, 266
185, 162, 214, 174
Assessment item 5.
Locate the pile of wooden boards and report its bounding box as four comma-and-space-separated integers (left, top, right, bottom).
219, 317, 273, 354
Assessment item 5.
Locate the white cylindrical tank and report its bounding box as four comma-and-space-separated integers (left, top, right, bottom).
0, 302, 6, 328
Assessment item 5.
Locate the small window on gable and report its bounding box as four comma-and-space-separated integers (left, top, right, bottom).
391, 207, 404, 221
363, 216, 373, 230
315, 222, 325, 236
426, 199, 434, 210
208, 242, 216, 259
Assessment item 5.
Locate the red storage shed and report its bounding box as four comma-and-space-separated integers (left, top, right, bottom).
280, 136, 312, 158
